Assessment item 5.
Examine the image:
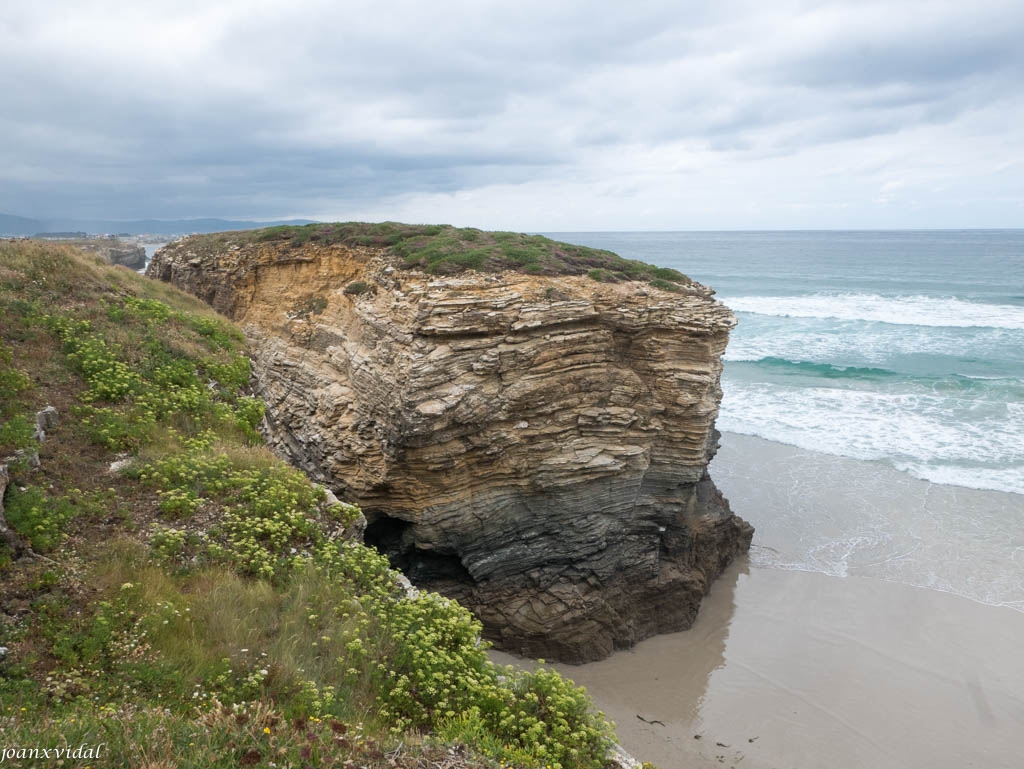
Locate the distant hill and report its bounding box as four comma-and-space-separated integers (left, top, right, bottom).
0, 213, 45, 236
0, 212, 318, 237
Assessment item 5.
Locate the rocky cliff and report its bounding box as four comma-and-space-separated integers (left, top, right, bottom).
147, 226, 752, 663
72, 239, 147, 269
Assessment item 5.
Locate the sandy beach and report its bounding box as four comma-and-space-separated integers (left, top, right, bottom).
492, 433, 1024, 769
494, 563, 1024, 768
711, 433, 1024, 612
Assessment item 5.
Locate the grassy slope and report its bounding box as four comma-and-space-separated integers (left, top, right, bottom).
183, 222, 691, 290
0, 241, 630, 769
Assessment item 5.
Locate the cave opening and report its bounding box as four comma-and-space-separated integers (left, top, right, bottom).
364, 514, 474, 586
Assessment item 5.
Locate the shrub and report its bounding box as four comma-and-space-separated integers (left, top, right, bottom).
343, 281, 374, 296
0, 341, 33, 405
0, 414, 36, 454
2, 486, 77, 552
649, 278, 682, 292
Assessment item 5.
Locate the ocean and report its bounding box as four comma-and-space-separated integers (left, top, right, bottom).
140, 243, 166, 272
547, 230, 1024, 611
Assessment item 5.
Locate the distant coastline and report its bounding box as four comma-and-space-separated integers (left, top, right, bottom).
0, 211, 318, 238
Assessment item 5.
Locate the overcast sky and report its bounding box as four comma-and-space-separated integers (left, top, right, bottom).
2, 0, 1022, 230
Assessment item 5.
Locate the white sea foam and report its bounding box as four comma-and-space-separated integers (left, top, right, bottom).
891, 462, 1024, 497
724, 293, 1024, 330
723, 322, 1024, 368
717, 380, 1024, 495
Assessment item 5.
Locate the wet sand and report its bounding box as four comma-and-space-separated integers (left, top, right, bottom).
494, 563, 1024, 768
491, 434, 1024, 768
711, 433, 1024, 612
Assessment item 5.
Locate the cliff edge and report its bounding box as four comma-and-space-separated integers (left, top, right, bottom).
147, 223, 753, 663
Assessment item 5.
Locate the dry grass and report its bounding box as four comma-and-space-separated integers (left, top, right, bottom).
0, 240, 624, 769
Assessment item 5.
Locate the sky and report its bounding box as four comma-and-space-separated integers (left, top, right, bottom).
1, 0, 1023, 231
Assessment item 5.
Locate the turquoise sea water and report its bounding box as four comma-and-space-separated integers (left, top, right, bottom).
548, 230, 1024, 496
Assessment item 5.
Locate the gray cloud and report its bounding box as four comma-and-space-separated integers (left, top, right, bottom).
0, 0, 1022, 227
761, 8, 1024, 90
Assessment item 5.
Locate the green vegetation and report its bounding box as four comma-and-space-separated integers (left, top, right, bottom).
187, 221, 692, 289
0, 341, 37, 461
648, 278, 683, 293
0, 240, 621, 769
290, 295, 329, 318
2, 486, 77, 552
343, 280, 375, 296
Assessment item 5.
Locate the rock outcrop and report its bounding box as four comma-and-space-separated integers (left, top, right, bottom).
76, 240, 146, 270
103, 243, 146, 270
148, 235, 752, 663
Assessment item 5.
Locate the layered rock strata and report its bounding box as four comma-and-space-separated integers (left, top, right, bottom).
148, 238, 752, 663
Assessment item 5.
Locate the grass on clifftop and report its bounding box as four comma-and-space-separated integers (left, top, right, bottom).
194, 221, 691, 289
0, 240, 624, 769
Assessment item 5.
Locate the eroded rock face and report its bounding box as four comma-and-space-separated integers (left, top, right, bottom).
148, 239, 753, 663
104, 244, 146, 270
77, 241, 146, 269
